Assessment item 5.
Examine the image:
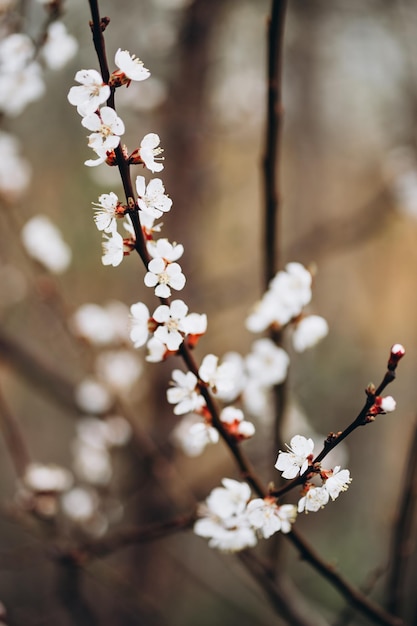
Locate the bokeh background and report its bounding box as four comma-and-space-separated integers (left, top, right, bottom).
1, 0, 417, 624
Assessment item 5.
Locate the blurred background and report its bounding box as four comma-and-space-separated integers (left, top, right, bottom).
1, 0, 417, 624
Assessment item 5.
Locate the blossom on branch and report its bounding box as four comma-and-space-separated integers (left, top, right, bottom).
275, 434, 315, 479
68, 69, 110, 117
167, 370, 206, 415
112, 48, 150, 86
199, 354, 239, 397
21, 215, 71, 274
246, 498, 297, 537
82, 107, 125, 166
298, 485, 329, 513
144, 257, 186, 297
245, 338, 289, 387
172, 414, 219, 456
219, 406, 255, 441
136, 176, 172, 218
92, 192, 124, 232
42, 22, 78, 70
147, 237, 184, 261
322, 466, 352, 500
131, 133, 164, 172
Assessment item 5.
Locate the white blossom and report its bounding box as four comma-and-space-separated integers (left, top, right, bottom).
199, 354, 238, 397
380, 396, 396, 412
298, 486, 329, 513
144, 257, 186, 297
82, 107, 125, 166
138, 133, 164, 172
246, 262, 312, 332
194, 479, 256, 552
275, 435, 315, 479
172, 414, 219, 457
246, 498, 297, 537
101, 227, 125, 267
72, 440, 113, 485
0, 60, 45, 116
146, 336, 167, 362
21, 215, 71, 274
167, 370, 205, 415
147, 237, 184, 261
93, 192, 121, 232
68, 69, 110, 117
323, 466, 351, 501
114, 48, 150, 83
219, 406, 255, 440
61, 487, 98, 521
136, 176, 172, 218
153, 299, 189, 351
292, 315, 329, 352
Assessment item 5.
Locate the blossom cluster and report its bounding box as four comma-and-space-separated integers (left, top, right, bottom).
275, 434, 352, 513
246, 262, 329, 352
194, 478, 297, 552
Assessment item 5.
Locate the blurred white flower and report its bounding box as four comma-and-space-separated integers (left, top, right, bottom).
75, 378, 113, 414
21, 215, 71, 273
95, 349, 142, 393
61, 487, 98, 521
171, 414, 219, 457
71, 301, 130, 346
0, 131, 31, 201
292, 315, 329, 352
72, 440, 112, 485
245, 338, 289, 386
24, 462, 73, 492
42, 21, 78, 70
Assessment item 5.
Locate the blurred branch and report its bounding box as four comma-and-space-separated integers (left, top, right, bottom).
288, 529, 402, 626
57, 513, 196, 563
57, 561, 99, 626
385, 418, 417, 617
0, 381, 31, 478
239, 551, 329, 626
334, 565, 386, 626
263, 0, 287, 287
0, 329, 79, 414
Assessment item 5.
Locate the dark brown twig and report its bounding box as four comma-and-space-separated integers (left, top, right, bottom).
0, 381, 31, 478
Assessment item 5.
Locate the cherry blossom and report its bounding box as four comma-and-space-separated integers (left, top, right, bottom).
199, 354, 239, 397
292, 315, 329, 352
68, 69, 110, 117
153, 299, 189, 351
219, 406, 255, 441
82, 107, 125, 166
173, 416, 219, 457
74, 378, 113, 414
323, 466, 351, 501
146, 336, 167, 362
101, 228, 125, 267
167, 370, 205, 415
137, 133, 164, 172
246, 262, 312, 332
93, 192, 123, 232
71, 301, 130, 346
246, 498, 297, 537
113, 48, 150, 85
298, 485, 329, 513
0, 61, 45, 117
147, 237, 184, 261
144, 257, 186, 297
0, 132, 31, 201
136, 176, 172, 218
275, 434, 315, 479
194, 479, 256, 552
